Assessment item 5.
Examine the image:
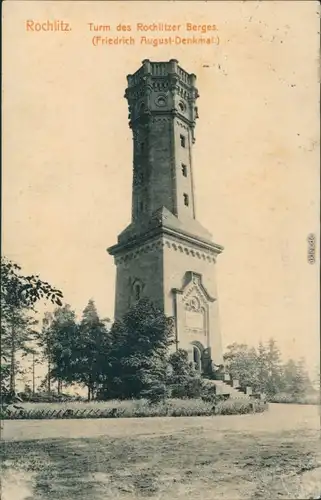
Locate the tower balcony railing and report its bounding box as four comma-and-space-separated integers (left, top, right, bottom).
128, 61, 195, 87
129, 67, 144, 86
150, 62, 170, 76
177, 65, 190, 84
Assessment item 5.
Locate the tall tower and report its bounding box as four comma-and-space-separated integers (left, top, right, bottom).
108, 60, 224, 368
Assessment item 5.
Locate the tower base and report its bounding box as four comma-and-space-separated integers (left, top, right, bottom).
108, 210, 224, 367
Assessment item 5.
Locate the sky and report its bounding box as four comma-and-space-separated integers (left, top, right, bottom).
2, 1, 320, 381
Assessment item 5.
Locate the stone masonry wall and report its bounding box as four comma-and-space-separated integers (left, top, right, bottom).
114, 237, 164, 320
113, 232, 223, 364
162, 236, 223, 365
147, 117, 176, 216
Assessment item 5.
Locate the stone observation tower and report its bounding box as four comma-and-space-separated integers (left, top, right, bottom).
108, 59, 224, 370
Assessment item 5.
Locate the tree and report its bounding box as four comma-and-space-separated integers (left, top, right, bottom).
167, 349, 203, 399
36, 312, 55, 393
264, 338, 284, 396
46, 301, 112, 401
1, 306, 37, 392
168, 349, 196, 379
1, 257, 63, 309
283, 358, 313, 397
256, 341, 268, 394
223, 339, 286, 396
47, 305, 79, 389
224, 343, 259, 391
76, 300, 112, 401
313, 366, 321, 391
222, 339, 314, 400
1, 257, 63, 393
106, 298, 174, 399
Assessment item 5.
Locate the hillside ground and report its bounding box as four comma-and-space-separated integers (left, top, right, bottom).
1, 404, 320, 500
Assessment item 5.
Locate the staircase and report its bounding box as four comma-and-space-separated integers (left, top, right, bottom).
202, 378, 253, 400
211, 380, 251, 399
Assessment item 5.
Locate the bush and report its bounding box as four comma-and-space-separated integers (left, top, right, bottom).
216, 398, 267, 415
169, 376, 204, 399
167, 349, 204, 399
141, 383, 168, 404
269, 392, 320, 405
18, 392, 85, 403
200, 381, 219, 403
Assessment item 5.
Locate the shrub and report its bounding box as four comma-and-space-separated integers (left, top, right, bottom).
167, 349, 204, 399
169, 376, 204, 399
168, 349, 195, 375
19, 392, 85, 403
141, 383, 168, 404
200, 381, 218, 403
269, 392, 320, 405
216, 398, 267, 415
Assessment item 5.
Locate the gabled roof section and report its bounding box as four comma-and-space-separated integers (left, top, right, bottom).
173, 271, 216, 302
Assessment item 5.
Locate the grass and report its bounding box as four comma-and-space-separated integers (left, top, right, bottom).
1, 410, 321, 500
1, 398, 267, 420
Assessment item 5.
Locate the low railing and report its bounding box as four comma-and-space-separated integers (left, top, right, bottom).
1, 407, 126, 420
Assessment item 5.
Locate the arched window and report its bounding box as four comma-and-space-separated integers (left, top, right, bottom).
132, 279, 144, 303
178, 101, 186, 112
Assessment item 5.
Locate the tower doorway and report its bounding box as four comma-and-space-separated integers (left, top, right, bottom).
192, 344, 202, 372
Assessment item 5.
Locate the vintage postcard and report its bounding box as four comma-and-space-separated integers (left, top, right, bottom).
1, 1, 320, 499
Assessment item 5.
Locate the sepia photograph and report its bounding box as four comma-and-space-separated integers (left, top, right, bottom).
1, 1, 320, 499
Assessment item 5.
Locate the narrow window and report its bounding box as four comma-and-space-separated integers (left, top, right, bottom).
140, 142, 145, 153
183, 193, 189, 206
134, 284, 141, 301
182, 164, 187, 177
139, 201, 144, 212
180, 134, 186, 148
